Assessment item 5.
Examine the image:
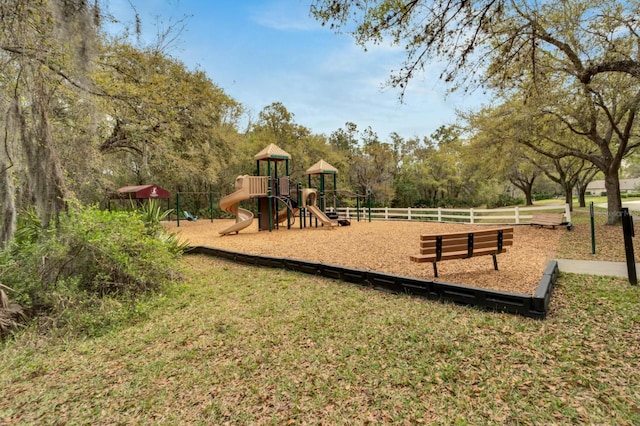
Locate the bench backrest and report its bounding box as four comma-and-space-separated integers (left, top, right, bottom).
419, 227, 514, 259
531, 212, 563, 223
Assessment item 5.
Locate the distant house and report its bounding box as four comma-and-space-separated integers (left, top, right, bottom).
585, 178, 640, 195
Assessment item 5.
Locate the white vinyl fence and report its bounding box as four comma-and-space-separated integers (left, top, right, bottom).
335, 203, 571, 225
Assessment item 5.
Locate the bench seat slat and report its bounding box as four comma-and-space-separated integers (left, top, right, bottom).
411, 247, 508, 263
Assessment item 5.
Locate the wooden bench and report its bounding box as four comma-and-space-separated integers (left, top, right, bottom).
530, 213, 565, 229
409, 227, 514, 277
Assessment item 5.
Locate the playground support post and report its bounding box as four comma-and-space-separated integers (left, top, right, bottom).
267, 176, 273, 232
297, 182, 303, 229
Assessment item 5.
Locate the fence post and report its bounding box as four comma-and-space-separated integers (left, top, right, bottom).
408, 207, 412, 221
385, 207, 389, 220
515, 206, 520, 224
470, 208, 474, 224
438, 207, 442, 222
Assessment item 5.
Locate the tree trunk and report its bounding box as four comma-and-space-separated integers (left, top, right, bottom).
578, 185, 587, 208
604, 172, 622, 225
510, 181, 534, 205
524, 190, 533, 206
0, 164, 17, 246
563, 183, 573, 211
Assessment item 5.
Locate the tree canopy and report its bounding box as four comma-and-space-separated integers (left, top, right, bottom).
311, 0, 640, 223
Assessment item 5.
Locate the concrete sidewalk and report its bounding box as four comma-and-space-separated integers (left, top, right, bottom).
556, 259, 640, 278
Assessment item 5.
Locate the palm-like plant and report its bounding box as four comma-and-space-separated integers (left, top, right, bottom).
139, 200, 190, 254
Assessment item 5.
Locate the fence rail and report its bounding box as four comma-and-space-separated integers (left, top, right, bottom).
335, 204, 571, 225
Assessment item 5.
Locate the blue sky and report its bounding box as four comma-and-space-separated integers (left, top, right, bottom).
106, 0, 487, 140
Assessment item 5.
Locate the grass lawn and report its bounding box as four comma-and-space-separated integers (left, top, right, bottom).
2, 213, 640, 424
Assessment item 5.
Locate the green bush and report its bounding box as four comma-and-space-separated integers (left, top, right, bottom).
533, 193, 554, 201
486, 194, 524, 209
0, 203, 187, 325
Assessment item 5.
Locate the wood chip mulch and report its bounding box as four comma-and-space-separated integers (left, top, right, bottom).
164, 219, 562, 295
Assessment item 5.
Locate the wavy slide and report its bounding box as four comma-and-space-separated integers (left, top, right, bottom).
219, 176, 254, 235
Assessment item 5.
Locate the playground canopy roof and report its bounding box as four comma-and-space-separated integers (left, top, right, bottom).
254, 143, 291, 161
112, 184, 170, 200
305, 159, 338, 175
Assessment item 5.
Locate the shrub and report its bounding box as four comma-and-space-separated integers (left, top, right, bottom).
0, 283, 24, 338
0, 202, 188, 331
486, 194, 524, 209
533, 193, 554, 201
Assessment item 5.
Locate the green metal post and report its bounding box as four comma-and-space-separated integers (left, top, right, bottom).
320, 174, 325, 212
274, 161, 279, 196
209, 190, 214, 222
333, 173, 337, 210
267, 161, 273, 232
256, 160, 260, 224
298, 182, 303, 229
590, 201, 596, 254
286, 159, 291, 229
176, 192, 180, 227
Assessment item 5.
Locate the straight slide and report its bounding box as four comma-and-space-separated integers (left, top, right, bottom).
306, 204, 338, 228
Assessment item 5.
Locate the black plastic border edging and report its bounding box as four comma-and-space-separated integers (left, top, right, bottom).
186, 246, 559, 319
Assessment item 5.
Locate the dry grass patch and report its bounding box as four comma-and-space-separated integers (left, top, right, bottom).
1, 256, 639, 424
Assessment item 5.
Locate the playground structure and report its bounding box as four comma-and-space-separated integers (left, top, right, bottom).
219, 144, 349, 236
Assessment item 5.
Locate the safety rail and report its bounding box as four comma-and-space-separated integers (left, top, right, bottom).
246, 176, 269, 197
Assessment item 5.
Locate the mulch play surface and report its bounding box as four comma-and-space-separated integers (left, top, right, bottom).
165, 219, 562, 295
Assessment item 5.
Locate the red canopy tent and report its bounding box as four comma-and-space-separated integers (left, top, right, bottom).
113, 184, 170, 200
109, 184, 171, 210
